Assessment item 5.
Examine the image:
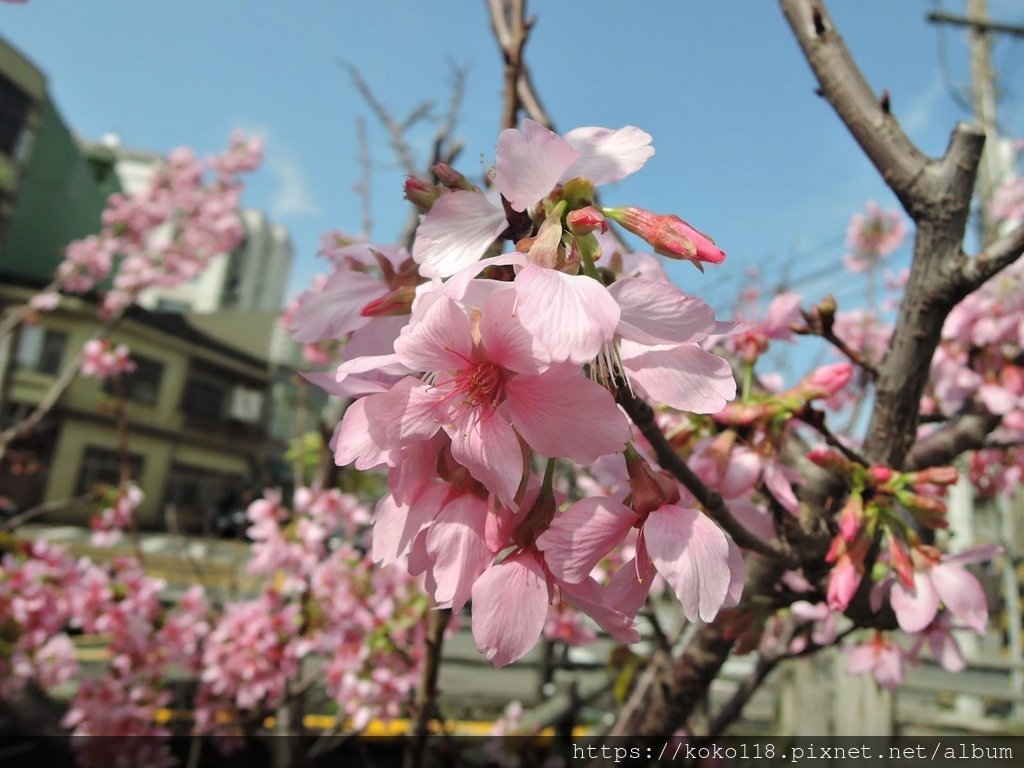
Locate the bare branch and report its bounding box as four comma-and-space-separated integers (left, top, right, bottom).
960, 220, 1024, 293
1, 491, 99, 532
905, 410, 1000, 471
0, 310, 123, 462
343, 62, 422, 176
780, 0, 932, 216
404, 608, 451, 768
355, 117, 373, 239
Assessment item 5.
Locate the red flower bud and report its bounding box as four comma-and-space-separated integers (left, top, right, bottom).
431, 162, 475, 191
566, 206, 608, 236
803, 362, 853, 399
907, 466, 959, 486
602, 206, 726, 267
869, 465, 893, 484
404, 176, 441, 212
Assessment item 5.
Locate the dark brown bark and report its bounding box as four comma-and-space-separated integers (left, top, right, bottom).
598, 0, 1018, 745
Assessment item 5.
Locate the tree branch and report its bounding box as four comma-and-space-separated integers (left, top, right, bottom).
959, 220, 1024, 293
486, 0, 553, 131
0, 310, 123, 462
404, 607, 451, 768
344, 62, 423, 176
616, 387, 796, 565
905, 410, 1000, 471
780, 0, 931, 216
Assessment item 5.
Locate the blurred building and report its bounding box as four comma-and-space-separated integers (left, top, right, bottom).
0, 36, 304, 532
80, 137, 295, 316
2, 283, 270, 531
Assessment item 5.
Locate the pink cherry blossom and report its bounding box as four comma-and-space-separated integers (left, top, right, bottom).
888, 544, 997, 635
843, 201, 907, 273
847, 633, 905, 690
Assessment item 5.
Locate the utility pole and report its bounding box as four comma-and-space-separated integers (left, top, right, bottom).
929, 1, 1024, 721
928, 1, 1024, 245
967, 0, 1001, 246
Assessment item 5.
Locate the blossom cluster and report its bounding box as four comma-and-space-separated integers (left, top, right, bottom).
0, 486, 429, 750
290, 121, 757, 666
39, 132, 260, 318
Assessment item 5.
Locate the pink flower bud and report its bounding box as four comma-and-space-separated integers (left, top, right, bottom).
869, 465, 893, 484
908, 466, 959, 486
602, 206, 726, 266
805, 362, 853, 398
625, 451, 680, 516
887, 535, 914, 589
403, 176, 442, 212
566, 206, 608, 236
837, 493, 864, 542
431, 162, 474, 191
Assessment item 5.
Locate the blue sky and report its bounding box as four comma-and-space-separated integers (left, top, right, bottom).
3, 1, 1024, 315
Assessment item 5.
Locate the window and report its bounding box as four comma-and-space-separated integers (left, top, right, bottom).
163, 463, 243, 534
155, 298, 192, 313
0, 73, 31, 157
104, 355, 163, 405
14, 326, 68, 375
76, 446, 144, 494
181, 377, 227, 420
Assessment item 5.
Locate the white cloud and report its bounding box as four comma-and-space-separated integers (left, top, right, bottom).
232, 122, 320, 218
899, 74, 946, 137
269, 157, 320, 218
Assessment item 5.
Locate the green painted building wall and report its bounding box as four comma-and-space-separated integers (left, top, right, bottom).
1, 98, 119, 280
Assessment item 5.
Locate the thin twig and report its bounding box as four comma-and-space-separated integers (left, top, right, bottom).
343, 62, 424, 176
0, 310, 124, 462
797, 407, 870, 466
355, 117, 373, 239
1, 491, 99, 531
404, 608, 451, 768
959, 220, 1024, 292
615, 387, 796, 565
692, 625, 858, 752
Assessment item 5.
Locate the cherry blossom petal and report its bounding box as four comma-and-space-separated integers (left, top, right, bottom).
433, 252, 529, 304
507, 366, 630, 463
874, 645, 904, 689
333, 394, 396, 469
479, 288, 546, 375
536, 497, 639, 584
719, 448, 762, 498
495, 120, 580, 212
559, 578, 640, 644
622, 341, 736, 414
411, 190, 508, 278
723, 538, 746, 609
644, 505, 732, 623
446, 411, 523, 508
728, 499, 776, 540
931, 563, 988, 634
303, 370, 389, 398
289, 271, 384, 343
846, 645, 878, 675
426, 494, 492, 612
927, 628, 966, 672
762, 461, 801, 516
371, 487, 444, 566
394, 296, 473, 372
471, 550, 551, 667
605, 554, 657, 618
890, 571, 940, 634
610, 278, 716, 345
562, 125, 654, 186
943, 543, 1001, 566
514, 265, 620, 365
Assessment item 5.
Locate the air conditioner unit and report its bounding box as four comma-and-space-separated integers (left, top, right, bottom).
228, 387, 263, 423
